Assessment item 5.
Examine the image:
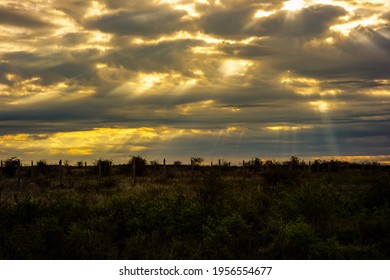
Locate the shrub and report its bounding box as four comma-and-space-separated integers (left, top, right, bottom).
94, 159, 112, 176
37, 160, 48, 175
3, 157, 20, 177
129, 156, 147, 176
266, 218, 318, 259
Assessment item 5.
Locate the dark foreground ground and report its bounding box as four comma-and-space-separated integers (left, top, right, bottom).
0, 164, 389, 259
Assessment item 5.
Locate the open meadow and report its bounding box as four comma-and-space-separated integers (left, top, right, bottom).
0, 158, 389, 259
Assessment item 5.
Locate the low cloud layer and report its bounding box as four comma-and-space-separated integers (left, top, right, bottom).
0, 0, 389, 164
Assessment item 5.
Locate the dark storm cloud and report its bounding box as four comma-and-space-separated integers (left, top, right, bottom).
1, 47, 104, 85
252, 26, 390, 83
86, 8, 193, 36
218, 41, 272, 57
0, 7, 55, 29
199, 4, 346, 38
52, 0, 91, 23
199, 6, 254, 37
104, 39, 201, 74
61, 32, 91, 46
250, 5, 346, 37
3, 51, 38, 62
44, 62, 96, 82
100, 0, 157, 10
0, 102, 96, 123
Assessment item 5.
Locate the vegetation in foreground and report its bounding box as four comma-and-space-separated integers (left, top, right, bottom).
0, 157, 389, 259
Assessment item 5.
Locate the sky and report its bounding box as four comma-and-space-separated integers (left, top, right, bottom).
0, 0, 389, 165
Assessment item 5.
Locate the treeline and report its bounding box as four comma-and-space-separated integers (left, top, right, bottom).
0, 156, 387, 179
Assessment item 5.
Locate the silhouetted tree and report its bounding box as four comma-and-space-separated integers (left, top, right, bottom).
37, 160, 48, 175
3, 157, 20, 177
129, 156, 147, 176
94, 158, 112, 176
191, 157, 204, 166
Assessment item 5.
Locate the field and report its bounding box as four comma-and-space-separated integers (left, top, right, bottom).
0, 158, 389, 259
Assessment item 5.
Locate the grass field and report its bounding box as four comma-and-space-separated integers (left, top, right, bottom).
0, 160, 389, 259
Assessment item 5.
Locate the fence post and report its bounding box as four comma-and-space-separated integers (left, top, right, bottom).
163, 158, 166, 176
218, 159, 221, 175
31, 161, 34, 178
0, 160, 2, 179
17, 159, 21, 188
190, 158, 194, 180
132, 157, 136, 187
59, 159, 63, 187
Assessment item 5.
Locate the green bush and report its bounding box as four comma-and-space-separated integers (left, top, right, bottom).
264, 218, 318, 259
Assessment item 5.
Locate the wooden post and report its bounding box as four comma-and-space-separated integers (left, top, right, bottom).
98, 160, 102, 177
17, 159, 21, 188
59, 159, 63, 186
218, 159, 221, 175
163, 158, 166, 176
190, 158, 194, 180
0, 160, 3, 179
31, 161, 34, 178
132, 157, 136, 187
243, 160, 245, 170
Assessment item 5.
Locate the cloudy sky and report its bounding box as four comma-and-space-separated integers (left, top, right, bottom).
0, 0, 389, 165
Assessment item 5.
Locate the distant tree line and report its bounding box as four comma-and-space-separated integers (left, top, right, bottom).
0, 155, 386, 179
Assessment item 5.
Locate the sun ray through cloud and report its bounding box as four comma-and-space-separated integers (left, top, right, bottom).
0, 0, 388, 163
